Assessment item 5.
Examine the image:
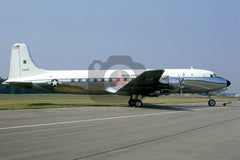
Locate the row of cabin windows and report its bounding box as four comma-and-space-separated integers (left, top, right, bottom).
70, 78, 134, 83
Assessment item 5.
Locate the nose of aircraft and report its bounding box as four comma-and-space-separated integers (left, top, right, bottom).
227, 80, 231, 87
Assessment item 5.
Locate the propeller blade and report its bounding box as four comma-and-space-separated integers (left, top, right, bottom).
178, 73, 185, 98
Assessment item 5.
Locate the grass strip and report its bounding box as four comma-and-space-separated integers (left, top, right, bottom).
0, 94, 238, 110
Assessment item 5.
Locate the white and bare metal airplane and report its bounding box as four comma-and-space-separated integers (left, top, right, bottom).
3, 43, 231, 107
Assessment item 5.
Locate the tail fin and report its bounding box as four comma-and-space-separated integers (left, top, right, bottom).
9, 43, 45, 78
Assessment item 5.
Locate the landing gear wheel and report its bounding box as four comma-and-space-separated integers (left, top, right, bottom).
135, 100, 143, 107
208, 99, 216, 107
128, 99, 135, 107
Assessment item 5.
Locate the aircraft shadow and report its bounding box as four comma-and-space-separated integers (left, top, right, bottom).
125, 103, 192, 111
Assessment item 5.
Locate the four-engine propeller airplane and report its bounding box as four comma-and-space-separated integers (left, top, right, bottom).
3, 43, 231, 107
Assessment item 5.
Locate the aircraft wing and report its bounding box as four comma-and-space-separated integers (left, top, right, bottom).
116, 69, 165, 96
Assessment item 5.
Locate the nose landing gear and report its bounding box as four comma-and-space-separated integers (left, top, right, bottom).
208, 95, 216, 107
208, 99, 216, 106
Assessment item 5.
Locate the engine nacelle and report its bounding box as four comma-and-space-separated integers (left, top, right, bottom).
149, 90, 161, 97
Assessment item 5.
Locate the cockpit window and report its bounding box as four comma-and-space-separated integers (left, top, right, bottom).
210, 74, 217, 77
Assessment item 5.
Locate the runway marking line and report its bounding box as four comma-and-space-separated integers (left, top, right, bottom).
0, 107, 224, 131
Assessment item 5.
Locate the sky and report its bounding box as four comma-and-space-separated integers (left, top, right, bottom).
0, 0, 239, 93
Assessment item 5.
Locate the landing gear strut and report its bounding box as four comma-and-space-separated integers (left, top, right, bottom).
128, 95, 143, 107
208, 95, 216, 107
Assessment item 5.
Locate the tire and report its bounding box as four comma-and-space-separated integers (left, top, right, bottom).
135, 100, 142, 107
128, 100, 135, 106
208, 99, 216, 107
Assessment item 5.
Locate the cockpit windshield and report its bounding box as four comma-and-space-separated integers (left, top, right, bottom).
210, 74, 217, 78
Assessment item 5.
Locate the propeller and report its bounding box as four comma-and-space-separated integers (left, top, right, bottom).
179, 73, 185, 97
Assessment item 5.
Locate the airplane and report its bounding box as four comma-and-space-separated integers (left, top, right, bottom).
3, 43, 231, 107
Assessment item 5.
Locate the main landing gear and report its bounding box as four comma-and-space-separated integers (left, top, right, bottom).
208, 95, 216, 107
128, 95, 143, 107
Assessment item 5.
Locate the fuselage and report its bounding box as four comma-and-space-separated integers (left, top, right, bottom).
5, 68, 230, 95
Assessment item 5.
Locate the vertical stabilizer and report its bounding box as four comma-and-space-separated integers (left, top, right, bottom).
9, 43, 45, 78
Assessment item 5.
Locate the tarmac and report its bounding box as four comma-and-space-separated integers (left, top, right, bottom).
0, 101, 240, 160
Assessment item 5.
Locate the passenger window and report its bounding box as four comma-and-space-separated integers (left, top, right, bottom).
89, 78, 95, 82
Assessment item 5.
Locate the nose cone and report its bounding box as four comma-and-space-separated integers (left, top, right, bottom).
227, 80, 231, 87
